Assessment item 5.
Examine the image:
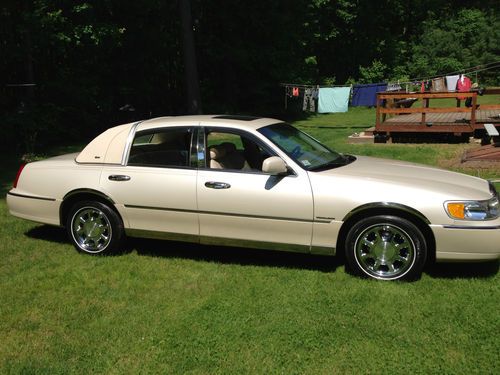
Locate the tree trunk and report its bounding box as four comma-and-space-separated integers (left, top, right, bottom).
179, 0, 202, 114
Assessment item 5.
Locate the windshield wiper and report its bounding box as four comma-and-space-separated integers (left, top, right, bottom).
308, 154, 355, 171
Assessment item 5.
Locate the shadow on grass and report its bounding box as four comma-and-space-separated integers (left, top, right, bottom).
25, 225, 498, 278
425, 261, 499, 279
132, 238, 341, 273
25, 225, 69, 244
25, 225, 340, 272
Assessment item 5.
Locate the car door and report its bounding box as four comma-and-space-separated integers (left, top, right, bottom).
100, 126, 199, 240
197, 127, 314, 251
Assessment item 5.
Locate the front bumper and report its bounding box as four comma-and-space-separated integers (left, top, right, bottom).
431, 224, 500, 261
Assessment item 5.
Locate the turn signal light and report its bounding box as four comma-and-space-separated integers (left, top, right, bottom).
446, 203, 465, 219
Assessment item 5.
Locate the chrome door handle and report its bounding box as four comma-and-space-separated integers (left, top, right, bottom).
205, 181, 231, 189
108, 175, 131, 181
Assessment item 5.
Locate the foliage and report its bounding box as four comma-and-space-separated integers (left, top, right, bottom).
358, 60, 387, 84
0, 1, 499, 154
404, 8, 500, 82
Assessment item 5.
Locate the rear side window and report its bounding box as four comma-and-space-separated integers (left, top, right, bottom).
128, 127, 192, 168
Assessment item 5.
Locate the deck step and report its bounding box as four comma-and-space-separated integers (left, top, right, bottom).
484, 123, 499, 136
462, 144, 500, 161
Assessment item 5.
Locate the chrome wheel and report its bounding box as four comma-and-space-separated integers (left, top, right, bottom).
354, 223, 416, 280
71, 207, 112, 253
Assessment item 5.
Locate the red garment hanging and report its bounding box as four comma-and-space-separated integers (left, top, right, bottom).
456, 75, 471, 100
292, 87, 299, 97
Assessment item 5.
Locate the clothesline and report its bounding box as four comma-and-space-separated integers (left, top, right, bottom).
280, 83, 351, 88
407, 60, 500, 84
282, 59, 500, 90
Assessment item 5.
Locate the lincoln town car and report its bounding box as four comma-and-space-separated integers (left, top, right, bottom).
7, 115, 500, 280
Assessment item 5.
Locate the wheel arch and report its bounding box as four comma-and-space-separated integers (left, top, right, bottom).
60, 189, 117, 227
336, 202, 436, 263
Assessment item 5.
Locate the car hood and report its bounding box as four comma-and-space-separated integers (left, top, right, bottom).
313, 155, 491, 200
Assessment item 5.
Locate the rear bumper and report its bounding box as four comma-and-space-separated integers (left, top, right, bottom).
6, 191, 60, 226
431, 224, 500, 261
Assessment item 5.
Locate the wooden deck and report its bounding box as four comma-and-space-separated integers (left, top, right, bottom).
380, 109, 500, 132
374, 91, 500, 139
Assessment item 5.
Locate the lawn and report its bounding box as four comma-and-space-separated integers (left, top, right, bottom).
1, 109, 499, 374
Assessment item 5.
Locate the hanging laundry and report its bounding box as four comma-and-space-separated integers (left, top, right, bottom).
445, 75, 460, 92
386, 82, 402, 92
302, 88, 315, 112
351, 83, 387, 107
292, 87, 300, 97
420, 80, 431, 92
318, 87, 351, 113
431, 77, 446, 92
456, 75, 472, 100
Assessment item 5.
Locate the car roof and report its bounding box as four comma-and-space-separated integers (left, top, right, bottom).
76, 115, 283, 164
136, 115, 281, 132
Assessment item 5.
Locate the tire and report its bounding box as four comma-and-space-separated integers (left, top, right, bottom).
66, 200, 125, 255
345, 215, 427, 281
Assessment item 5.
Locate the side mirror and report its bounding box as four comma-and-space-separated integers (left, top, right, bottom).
262, 156, 289, 175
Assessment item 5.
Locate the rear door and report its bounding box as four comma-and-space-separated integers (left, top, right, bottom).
101, 126, 199, 239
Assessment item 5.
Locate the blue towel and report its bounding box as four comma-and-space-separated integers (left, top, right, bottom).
318, 87, 351, 113
351, 83, 387, 107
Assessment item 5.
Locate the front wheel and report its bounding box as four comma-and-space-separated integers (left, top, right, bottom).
345, 215, 427, 281
66, 201, 125, 255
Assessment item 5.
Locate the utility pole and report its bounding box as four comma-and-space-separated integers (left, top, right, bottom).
179, 0, 202, 114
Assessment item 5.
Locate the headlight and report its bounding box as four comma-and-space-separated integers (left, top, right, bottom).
445, 196, 499, 220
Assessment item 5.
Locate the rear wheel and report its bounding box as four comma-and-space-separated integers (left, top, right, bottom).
345, 215, 427, 280
66, 201, 124, 255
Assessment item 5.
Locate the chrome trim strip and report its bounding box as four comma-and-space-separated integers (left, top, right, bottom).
125, 228, 199, 243
200, 235, 310, 253
311, 245, 335, 256
63, 189, 115, 204
125, 205, 196, 214
442, 225, 500, 230
196, 126, 206, 168
343, 202, 431, 224
121, 121, 142, 166
7, 192, 56, 202
124, 204, 319, 223
125, 229, 333, 256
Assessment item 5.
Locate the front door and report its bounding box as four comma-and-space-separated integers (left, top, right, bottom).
197, 128, 314, 251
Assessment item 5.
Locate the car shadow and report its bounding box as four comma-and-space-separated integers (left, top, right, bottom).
425, 261, 499, 279
25, 225, 69, 244
24, 225, 498, 278
131, 237, 340, 273
24, 225, 340, 272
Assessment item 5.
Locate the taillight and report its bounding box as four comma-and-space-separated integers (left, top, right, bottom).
13, 164, 26, 188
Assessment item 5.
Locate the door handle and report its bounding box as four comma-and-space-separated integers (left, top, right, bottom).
108, 175, 131, 181
205, 181, 231, 189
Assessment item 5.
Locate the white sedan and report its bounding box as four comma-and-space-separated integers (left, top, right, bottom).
7, 115, 500, 280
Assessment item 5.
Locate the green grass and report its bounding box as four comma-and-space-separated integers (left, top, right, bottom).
1, 109, 499, 373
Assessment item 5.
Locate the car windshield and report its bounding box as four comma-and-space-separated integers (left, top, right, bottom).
258, 123, 350, 171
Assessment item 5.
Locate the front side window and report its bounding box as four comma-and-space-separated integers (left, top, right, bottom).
206, 129, 272, 172
128, 127, 192, 168
259, 123, 350, 171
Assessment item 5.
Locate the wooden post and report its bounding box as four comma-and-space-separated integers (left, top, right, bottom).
470, 93, 477, 130
375, 93, 381, 129
421, 95, 427, 126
